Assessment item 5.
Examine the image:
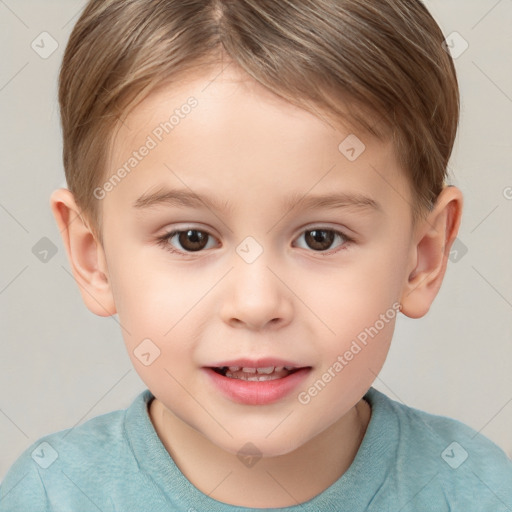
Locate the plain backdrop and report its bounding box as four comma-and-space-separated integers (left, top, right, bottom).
1, 0, 511, 481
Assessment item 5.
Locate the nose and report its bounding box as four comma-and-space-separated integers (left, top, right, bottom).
220, 256, 294, 331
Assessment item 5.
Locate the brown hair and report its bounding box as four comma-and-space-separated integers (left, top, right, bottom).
59, 0, 459, 242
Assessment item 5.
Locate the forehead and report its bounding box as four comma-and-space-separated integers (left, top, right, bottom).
103, 63, 409, 218
111, 61, 378, 161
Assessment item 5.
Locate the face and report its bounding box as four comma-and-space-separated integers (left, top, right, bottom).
99, 63, 415, 457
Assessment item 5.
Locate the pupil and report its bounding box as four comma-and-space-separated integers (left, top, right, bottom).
179, 230, 208, 251
305, 230, 334, 251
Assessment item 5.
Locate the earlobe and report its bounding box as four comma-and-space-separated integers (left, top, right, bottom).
49, 188, 116, 317
400, 186, 463, 319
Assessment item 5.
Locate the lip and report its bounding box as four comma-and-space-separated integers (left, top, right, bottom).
203, 360, 312, 405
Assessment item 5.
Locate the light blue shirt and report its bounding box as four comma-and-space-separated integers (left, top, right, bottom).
1, 387, 511, 511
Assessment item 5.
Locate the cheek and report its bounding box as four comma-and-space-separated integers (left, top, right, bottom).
106, 249, 223, 385
293, 244, 406, 390
300, 249, 405, 338
296, 298, 398, 417
106, 250, 197, 349
107, 256, 203, 401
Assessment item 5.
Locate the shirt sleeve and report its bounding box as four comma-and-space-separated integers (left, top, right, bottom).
0, 456, 50, 512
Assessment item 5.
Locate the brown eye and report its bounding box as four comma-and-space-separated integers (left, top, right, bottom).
177, 230, 210, 251
294, 228, 349, 252
159, 229, 217, 254
304, 230, 335, 251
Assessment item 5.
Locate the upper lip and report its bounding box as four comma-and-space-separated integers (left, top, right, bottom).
207, 358, 309, 369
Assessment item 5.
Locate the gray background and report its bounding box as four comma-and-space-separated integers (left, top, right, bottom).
1, 0, 511, 480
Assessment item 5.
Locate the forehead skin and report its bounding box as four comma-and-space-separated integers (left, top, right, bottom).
101, 63, 414, 242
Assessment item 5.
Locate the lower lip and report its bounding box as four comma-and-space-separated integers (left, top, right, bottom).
203, 367, 311, 405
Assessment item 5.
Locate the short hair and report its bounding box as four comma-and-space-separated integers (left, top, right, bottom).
59, 0, 459, 242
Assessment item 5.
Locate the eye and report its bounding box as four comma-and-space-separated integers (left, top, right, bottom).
157, 229, 218, 253
294, 228, 350, 252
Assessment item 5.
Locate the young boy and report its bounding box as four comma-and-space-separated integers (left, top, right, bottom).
1, 0, 511, 510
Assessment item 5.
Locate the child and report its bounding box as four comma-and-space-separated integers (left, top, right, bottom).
1, 0, 511, 510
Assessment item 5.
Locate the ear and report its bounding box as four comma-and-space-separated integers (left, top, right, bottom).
50, 188, 116, 317
400, 186, 463, 318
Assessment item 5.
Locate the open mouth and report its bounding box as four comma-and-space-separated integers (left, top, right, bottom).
205, 364, 313, 404
210, 365, 303, 381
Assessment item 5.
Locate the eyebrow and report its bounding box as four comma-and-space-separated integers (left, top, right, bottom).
132, 187, 381, 214
133, 188, 232, 213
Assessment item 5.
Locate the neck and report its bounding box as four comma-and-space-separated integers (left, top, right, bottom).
149, 398, 371, 508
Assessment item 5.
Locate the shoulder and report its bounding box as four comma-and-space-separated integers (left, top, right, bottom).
365, 388, 512, 510
0, 391, 151, 511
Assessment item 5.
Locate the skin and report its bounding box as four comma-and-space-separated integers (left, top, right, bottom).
50, 62, 462, 508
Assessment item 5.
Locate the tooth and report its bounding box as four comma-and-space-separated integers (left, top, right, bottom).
225, 372, 283, 381
228, 366, 241, 371
257, 374, 278, 381
242, 367, 257, 373
256, 366, 274, 374
246, 374, 281, 381
274, 366, 284, 372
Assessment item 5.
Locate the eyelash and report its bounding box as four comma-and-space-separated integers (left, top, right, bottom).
156, 227, 354, 257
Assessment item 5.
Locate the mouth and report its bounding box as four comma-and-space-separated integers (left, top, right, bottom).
203, 357, 313, 405
210, 365, 303, 381
204, 362, 312, 405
